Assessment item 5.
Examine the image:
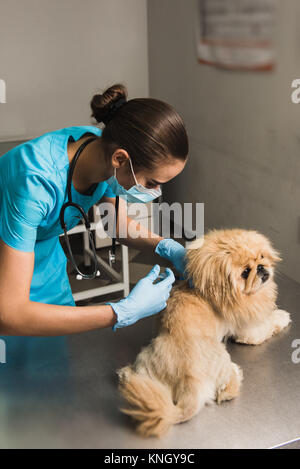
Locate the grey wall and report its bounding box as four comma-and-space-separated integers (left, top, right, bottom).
148, 0, 300, 284
0, 0, 148, 141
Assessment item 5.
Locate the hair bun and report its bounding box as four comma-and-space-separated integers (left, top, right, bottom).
90, 83, 128, 124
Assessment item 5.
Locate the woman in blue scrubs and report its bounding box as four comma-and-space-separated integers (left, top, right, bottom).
0, 83, 189, 379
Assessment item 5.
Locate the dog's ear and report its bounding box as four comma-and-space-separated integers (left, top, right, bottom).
265, 246, 282, 264
185, 243, 207, 291
255, 232, 282, 264
186, 245, 236, 311
184, 237, 204, 283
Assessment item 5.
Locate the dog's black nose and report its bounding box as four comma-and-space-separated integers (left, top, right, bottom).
262, 272, 269, 283
257, 264, 269, 282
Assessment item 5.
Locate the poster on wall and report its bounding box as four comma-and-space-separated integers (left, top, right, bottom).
196, 0, 277, 71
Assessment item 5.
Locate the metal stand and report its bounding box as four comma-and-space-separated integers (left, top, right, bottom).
59, 221, 130, 302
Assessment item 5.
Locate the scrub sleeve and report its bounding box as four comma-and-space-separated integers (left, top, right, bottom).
0, 125, 115, 382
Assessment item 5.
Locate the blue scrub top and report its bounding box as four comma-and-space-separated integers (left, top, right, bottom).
0, 125, 115, 380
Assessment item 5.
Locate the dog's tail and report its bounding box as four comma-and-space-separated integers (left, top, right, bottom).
117, 366, 211, 438
117, 366, 181, 437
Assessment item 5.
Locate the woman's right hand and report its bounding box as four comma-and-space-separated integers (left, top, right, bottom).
107, 264, 175, 331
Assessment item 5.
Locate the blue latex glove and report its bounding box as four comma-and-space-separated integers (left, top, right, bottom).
107, 265, 175, 331
155, 238, 187, 279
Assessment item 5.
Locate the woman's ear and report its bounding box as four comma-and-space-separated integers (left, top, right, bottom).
111, 149, 130, 169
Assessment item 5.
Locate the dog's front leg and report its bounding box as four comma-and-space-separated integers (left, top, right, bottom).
233, 309, 291, 345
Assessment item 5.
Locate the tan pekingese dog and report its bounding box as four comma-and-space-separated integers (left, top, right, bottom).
117, 229, 291, 438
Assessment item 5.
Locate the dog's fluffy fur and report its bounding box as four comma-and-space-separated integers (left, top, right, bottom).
117, 229, 291, 437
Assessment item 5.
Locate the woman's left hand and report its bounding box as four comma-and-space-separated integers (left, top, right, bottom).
155, 238, 187, 279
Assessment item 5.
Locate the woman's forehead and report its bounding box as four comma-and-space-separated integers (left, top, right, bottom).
141, 158, 186, 183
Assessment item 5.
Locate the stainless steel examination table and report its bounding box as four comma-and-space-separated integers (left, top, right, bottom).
0, 272, 299, 449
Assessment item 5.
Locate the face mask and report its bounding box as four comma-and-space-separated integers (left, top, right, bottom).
106, 158, 162, 203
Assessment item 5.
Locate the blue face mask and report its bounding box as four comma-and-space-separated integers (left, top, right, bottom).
106, 158, 162, 203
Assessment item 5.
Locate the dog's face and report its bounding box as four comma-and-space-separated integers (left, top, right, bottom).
228, 230, 281, 295
186, 229, 281, 315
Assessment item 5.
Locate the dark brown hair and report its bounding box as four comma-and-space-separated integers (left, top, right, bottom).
90, 83, 189, 170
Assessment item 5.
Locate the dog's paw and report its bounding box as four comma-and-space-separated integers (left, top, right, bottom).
235, 334, 266, 346
272, 309, 291, 334
116, 366, 131, 383
216, 363, 243, 404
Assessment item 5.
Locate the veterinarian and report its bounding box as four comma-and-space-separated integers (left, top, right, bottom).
0, 84, 189, 374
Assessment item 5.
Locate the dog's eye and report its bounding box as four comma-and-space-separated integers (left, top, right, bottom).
241, 267, 251, 279
261, 254, 264, 259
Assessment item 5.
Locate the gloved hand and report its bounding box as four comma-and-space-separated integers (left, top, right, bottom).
155, 238, 187, 279
107, 264, 175, 331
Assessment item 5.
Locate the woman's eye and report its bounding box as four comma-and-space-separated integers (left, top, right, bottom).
241, 267, 251, 279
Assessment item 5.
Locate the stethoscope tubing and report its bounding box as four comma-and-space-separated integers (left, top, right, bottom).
59, 135, 119, 280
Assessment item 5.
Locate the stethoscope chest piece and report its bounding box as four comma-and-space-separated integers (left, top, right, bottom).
76, 270, 100, 281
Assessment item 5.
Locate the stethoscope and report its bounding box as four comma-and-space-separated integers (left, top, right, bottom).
59, 135, 119, 280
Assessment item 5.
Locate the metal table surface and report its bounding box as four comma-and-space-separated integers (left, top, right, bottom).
0, 272, 299, 449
